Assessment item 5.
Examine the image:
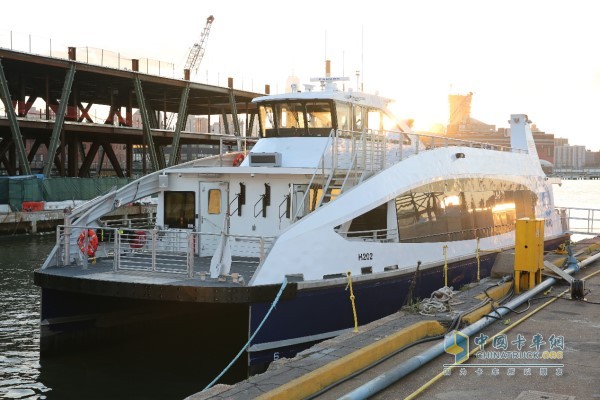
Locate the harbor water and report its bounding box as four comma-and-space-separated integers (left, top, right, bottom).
0, 179, 598, 399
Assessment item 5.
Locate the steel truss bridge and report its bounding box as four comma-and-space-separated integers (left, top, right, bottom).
0, 48, 264, 177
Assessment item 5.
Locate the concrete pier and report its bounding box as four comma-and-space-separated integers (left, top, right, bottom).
0, 204, 156, 235
189, 237, 600, 400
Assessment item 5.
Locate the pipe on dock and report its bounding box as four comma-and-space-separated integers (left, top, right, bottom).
339, 250, 600, 400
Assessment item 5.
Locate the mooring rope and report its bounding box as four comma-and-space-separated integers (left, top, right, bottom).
202, 277, 288, 392
418, 286, 459, 315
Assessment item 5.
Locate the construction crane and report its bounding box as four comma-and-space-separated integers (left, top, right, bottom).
184, 15, 214, 77
167, 15, 214, 130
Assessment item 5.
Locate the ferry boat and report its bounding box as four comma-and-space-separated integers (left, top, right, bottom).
34, 76, 569, 374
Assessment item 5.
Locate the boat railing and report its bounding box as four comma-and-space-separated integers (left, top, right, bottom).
327, 129, 524, 192
556, 207, 600, 235
335, 228, 399, 243
292, 129, 336, 220
101, 215, 156, 229
335, 224, 516, 245
415, 132, 521, 154
295, 128, 526, 221
217, 136, 257, 165
397, 225, 511, 243
50, 224, 274, 279
189, 232, 275, 262
334, 129, 523, 172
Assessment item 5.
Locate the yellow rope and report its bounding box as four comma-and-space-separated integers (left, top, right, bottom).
347, 272, 359, 333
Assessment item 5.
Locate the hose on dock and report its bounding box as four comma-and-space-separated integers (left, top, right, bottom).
405, 265, 600, 400
339, 249, 600, 400
305, 278, 511, 400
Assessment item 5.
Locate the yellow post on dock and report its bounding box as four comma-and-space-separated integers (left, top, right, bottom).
514, 218, 544, 294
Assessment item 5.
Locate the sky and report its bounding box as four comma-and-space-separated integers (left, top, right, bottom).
3, 0, 600, 150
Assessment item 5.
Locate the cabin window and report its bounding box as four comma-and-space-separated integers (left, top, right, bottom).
336, 102, 351, 131
164, 191, 195, 229
394, 178, 537, 243
347, 203, 388, 239
259, 105, 277, 137
306, 101, 333, 135
281, 102, 306, 130
353, 106, 364, 131
208, 189, 221, 214
368, 110, 382, 131
258, 101, 333, 138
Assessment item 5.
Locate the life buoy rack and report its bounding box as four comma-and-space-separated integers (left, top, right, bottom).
129, 230, 147, 249
232, 153, 245, 167
77, 229, 99, 257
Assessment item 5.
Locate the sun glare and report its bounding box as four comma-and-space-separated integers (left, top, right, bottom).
388, 96, 448, 134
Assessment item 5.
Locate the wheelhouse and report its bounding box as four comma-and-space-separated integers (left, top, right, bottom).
256, 95, 403, 138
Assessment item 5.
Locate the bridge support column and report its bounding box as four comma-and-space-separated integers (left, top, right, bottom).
43, 63, 75, 177
0, 59, 31, 175
169, 82, 191, 166
133, 74, 161, 171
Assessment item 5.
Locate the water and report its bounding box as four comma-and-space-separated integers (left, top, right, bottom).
0, 235, 50, 399
0, 180, 597, 399
0, 234, 243, 400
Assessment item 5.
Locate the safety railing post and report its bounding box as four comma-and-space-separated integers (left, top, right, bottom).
63, 220, 71, 266
476, 237, 480, 282
443, 244, 448, 287
54, 226, 62, 267
188, 233, 194, 278
114, 229, 120, 272
151, 229, 157, 272
259, 237, 265, 262
400, 135, 403, 161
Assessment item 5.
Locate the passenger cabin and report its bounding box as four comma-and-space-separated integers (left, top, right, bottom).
154, 81, 536, 269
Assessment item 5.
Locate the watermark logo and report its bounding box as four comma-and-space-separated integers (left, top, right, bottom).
442, 332, 566, 377
444, 330, 469, 364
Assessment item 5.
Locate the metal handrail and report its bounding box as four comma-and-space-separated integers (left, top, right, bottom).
51, 224, 276, 279
556, 206, 600, 235
293, 129, 336, 221
335, 224, 517, 244
292, 128, 526, 223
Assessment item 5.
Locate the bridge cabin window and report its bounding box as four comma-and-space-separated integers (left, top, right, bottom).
368, 110, 381, 131
337, 103, 351, 131
353, 105, 364, 131
258, 101, 334, 137
164, 191, 195, 229
257, 99, 404, 138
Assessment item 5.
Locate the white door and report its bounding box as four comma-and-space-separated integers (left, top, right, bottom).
198, 181, 228, 256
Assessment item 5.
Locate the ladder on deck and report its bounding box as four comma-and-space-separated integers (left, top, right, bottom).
293, 130, 387, 218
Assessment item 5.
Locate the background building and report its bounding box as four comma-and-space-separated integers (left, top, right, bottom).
554, 145, 586, 169
442, 93, 555, 166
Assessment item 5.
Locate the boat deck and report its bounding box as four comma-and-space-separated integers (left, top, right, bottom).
39, 252, 258, 287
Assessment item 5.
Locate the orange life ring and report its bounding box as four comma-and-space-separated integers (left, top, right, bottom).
77, 229, 99, 257
129, 230, 147, 249
232, 153, 245, 167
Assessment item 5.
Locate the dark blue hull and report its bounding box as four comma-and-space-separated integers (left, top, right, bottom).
247, 252, 497, 367
36, 236, 569, 376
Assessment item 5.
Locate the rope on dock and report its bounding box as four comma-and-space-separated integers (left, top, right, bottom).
418, 286, 460, 315
202, 277, 288, 392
